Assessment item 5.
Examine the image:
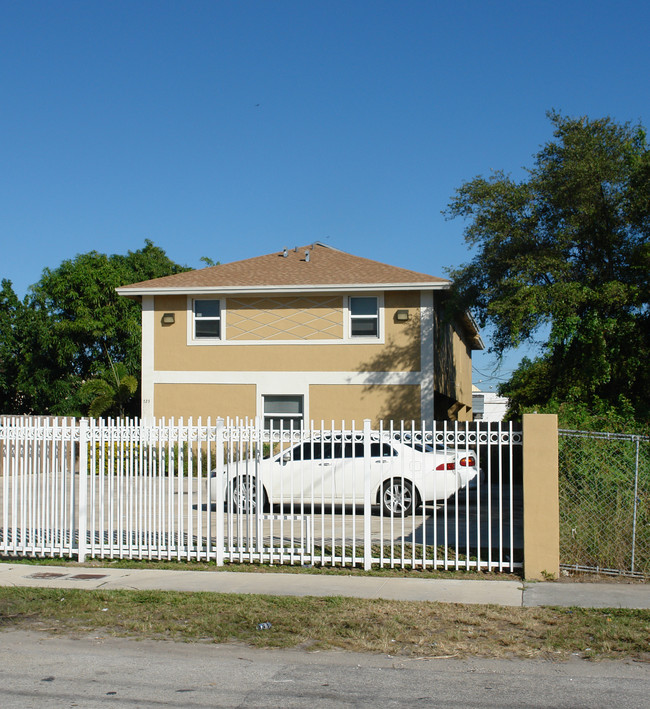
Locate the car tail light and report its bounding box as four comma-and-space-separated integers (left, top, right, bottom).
435, 462, 455, 470
459, 456, 476, 467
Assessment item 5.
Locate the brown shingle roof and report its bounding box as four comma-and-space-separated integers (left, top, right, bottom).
117, 243, 449, 292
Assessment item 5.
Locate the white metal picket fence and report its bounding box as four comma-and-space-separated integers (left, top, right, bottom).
0, 416, 523, 571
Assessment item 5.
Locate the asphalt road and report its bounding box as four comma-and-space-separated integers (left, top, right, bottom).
1, 631, 648, 708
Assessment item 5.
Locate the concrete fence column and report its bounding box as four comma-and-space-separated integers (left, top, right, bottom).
522, 413, 559, 580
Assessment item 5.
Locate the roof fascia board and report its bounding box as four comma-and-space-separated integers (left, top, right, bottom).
116, 282, 451, 296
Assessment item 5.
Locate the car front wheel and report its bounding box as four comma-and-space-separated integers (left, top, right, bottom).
382, 478, 415, 516
230, 476, 261, 513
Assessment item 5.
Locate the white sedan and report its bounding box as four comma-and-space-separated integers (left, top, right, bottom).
211, 436, 478, 516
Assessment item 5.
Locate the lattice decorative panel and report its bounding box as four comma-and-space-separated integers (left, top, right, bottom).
226, 295, 343, 340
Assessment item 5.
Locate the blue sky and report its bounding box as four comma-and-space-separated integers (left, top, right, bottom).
2, 1, 648, 389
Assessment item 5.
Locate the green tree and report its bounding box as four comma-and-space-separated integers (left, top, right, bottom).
2, 240, 190, 416
0, 280, 24, 412
446, 111, 650, 419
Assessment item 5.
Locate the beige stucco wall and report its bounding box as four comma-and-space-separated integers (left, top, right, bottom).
152, 382, 421, 426
154, 383, 256, 421
153, 292, 421, 373
309, 384, 421, 427
144, 289, 475, 423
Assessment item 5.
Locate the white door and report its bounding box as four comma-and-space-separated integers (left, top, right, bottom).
266, 441, 337, 507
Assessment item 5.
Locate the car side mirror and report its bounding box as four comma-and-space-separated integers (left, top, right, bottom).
282, 452, 291, 464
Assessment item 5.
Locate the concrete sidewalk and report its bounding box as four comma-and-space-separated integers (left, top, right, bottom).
0, 563, 647, 609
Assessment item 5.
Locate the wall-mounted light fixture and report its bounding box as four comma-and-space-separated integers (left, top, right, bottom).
161, 313, 175, 325
395, 309, 410, 322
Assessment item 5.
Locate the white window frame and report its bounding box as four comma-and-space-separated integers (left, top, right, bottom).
188, 297, 224, 344
347, 294, 382, 340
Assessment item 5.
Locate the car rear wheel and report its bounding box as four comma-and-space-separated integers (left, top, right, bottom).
382, 478, 415, 516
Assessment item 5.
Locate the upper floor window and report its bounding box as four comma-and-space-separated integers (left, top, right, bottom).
193, 299, 221, 339
349, 296, 379, 337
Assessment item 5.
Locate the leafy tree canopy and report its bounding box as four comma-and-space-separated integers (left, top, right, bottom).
1, 240, 189, 416
446, 111, 650, 419
0, 280, 24, 410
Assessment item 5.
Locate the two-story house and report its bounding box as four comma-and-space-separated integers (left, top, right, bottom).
116, 243, 483, 425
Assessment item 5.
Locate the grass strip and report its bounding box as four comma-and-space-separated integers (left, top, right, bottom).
0, 555, 522, 580
1, 587, 648, 660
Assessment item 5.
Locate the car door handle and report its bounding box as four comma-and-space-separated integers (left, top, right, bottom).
318, 462, 332, 467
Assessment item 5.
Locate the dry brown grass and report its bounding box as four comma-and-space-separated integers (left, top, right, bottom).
1, 587, 648, 661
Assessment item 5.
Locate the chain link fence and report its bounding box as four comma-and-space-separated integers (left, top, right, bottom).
558, 430, 649, 578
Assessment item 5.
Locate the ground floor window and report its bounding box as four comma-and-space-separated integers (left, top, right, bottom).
263, 395, 304, 430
